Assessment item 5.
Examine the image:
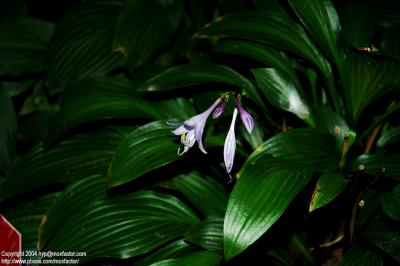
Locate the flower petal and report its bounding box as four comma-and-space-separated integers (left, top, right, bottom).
172, 124, 188, 135
213, 101, 226, 118
224, 108, 238, 173
237, 104, 254, 134
195, 120, 208, 154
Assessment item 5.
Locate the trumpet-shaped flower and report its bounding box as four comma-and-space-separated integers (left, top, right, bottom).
236, 101, 254, 134
213, 101, 226, 118
224, 108, 238, 174
173, 97, 221, 155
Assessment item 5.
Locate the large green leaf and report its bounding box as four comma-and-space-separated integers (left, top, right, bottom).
0, 90, 17, 174
380, 185, 400, 221
44, 0, 123, 91
338, 244, 383, 266
377, 127, 400, 150
44, 77, 160, 147
353, 153, 400, 180
252, 68, 312, 124
288, 0, 343, 66
171, 172, 228, 217
0, 129, 123, 201
149, 251, 221, 266
224, 155, 312, 260
0, 17, 54, 75
344, 51, 400, 124
381, 27, 400, 61
195, 11, 332, 80
113, 0, 182, 71
250, 128, 339, 172
309, 172, 348, 212
186, 217, 223, 253
108, 121, 179, 187
41, 179, 200, 262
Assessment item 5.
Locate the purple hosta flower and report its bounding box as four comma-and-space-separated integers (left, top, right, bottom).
213, 101, 227, 118
236, 100, 254, 134
173, 97, 221, 155
224, 108, 238, 174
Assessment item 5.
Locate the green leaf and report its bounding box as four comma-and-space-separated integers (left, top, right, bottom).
171, 172, 228, 217
309, 172, 348, 212
251, 128, 339, 172
288, 0, 343, 66
377, 127, 400, 150
338, 244, 383, 266
186, 217, 223, 253
252, 68, 312, 124
134, 240, 196, 266
44, 77, 160, 147
44, 0, 123, 91
363, 219, 400, 262
381, 27, 400, 61
41, 182, 200, 262
380, 185, 400, 221
0, 17, 54, 75
2, 79, 35, 97
108, 121, 179, 187
195, 11, 332, 80
352, 153, 400, 180
0, 129, 123, 201
224, 155, 312, 260
0, 90, 17, 174
2, 193, 59, 252
343, 51, 400, 124
113, 0, 182, 70
252, 0, 288, 15
149, 251, 221, 266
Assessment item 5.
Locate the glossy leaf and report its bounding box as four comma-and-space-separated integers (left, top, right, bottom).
186, 217, 223, 253
380, 185, 400, 221
0, 90, 17, 173
224, 155, 312, 260
353, 153, 400, 180
377, 127, 400, 150
107, 121, 179, 187
288, 0, 343, 65
0, 17, 54, 75
42, 187, 200, 262
250, 128, 339, 172
44, 1, 123, 91
338, 244, 383, 266
171, 172, 228, 217
343, 51, 400, 124
113, 0, 182, 70
44, 77, 160, 147
149, 251, 221, 266
381, 27, 400, 61
0, 129, 123, 201
252, 68, 312, 123
195, 11, 332, 79
309, 172, 348, 212
2, 79, 35, 97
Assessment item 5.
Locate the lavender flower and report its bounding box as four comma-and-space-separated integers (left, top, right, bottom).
173, 97, 221, 155
236, 100, 254, 134
213, 101, 226, 118
224, 108, 238, 174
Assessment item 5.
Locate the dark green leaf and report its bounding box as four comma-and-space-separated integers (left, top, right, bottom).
171, 172, 228, 217
134, 240, 196, 266
252, 68, 313, 124
44, 77, 160, 147
2, 79, 35, 97
41, 183, 200, 262
107, 121, 179, 187
309, 172, 348, 212
0, 17, 54, 75
252, 0, 288, 15
0, 129, 123, 201
0, 90, 17, 173
150, 251, 221, 266
288, 0, 343, 66
380, 185, 400, 221
343, 51, 400, 124
363, 219, 400, 262
195, 11, 332, 80
352, 153, 400, 180
381, 27, 400, 61
377, 127, 400, 150
44, 1, 123, 91
186, 217, 223, 253
224, 155, 312, 260
250, 128, 339, 172
113, 0, 182, 70
338, 244, 383, 266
